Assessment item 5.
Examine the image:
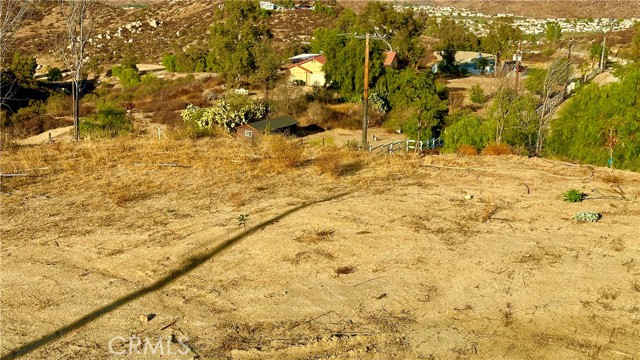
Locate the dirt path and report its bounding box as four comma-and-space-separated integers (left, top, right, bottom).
16, 126, 73, 146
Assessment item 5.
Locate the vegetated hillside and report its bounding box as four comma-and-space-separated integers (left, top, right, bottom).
2, 136, 640, 359
18, 0, 339, 70
340, 0, 640, 18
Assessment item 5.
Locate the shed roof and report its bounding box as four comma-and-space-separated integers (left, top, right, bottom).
383, 51, 397, 66
247, 116, 299, 132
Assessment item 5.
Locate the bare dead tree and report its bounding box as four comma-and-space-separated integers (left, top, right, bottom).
58, 0, 93, 141
0, 0, 32, 111
535, 57, 571, 156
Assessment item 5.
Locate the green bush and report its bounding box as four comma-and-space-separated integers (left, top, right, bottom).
562, 189, 585, 203
469, 84, 487, 104
45, 92, 71, 116
162, 54, 177, 72
548, 64, 640, 171
46, 67, 63, 82
442, 112, 494, 152
111, 65, 141, 88
81, 102, 132, 138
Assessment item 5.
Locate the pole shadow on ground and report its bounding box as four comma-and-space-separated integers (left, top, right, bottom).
1, 192, 349, 360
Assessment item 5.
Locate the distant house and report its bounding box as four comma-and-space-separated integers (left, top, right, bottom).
287, 54, 326, 86
236, 116, 299, 140
259, 1, 277, 10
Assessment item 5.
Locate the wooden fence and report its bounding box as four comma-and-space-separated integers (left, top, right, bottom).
368, 138, 443, 154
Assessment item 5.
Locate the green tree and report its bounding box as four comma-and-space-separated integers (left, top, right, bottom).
535, 57, 571, 155
250, 43, 284, 100
207, 0, 273, 85
10, 52, 37, 80
438, 46, 459, 75
476, 56, 490, 75
469, 84, 487, 104
548, 64, 640, 170
162, 53, 177, 72
442, 111, 494, 152
46, 67, 63, 82
376, 69, 448, 140
354, 2, 427, 67
312, 28, 385, 100
544, 22, 562, 44
481, 21, 522, 65
488, 82, 538, 150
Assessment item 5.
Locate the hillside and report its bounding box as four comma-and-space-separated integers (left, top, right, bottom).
18, 0, 338, 71
341, 0, 640, 18
2, 137, 640, 359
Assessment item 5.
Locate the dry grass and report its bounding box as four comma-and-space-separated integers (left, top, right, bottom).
259, 134, 304, 171
314, 146, 363, 178
457, 144, 478, 156
295, 228, 336, 243
482, 143, 512, 156
601, 173, 623, 184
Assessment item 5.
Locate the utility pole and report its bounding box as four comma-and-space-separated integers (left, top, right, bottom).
362, 33, 370, 150
339, 30, 390, 150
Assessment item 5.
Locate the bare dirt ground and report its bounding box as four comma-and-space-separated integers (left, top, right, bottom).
2, 136, 640, 359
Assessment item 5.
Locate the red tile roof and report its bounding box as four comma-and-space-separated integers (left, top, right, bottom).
287, 54, 326, 69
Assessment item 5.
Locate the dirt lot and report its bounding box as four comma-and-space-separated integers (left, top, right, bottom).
2, 136, 640, 359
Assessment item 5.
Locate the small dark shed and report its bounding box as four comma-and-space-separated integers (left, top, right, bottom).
236, 116, 299, 140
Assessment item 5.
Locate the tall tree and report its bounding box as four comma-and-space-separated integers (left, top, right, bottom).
375, 69, 447, 140
535, 57, 571, 156
207, 0, 272, 85
0, 0, 32, 111
482, 21, 522, 65
250, 43, 283, 101
354, 2, 427, 68
59, 0, 94, 141
544, 22, 562, 44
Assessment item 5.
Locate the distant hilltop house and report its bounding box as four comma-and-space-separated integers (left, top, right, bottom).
236, 116, 300, 140
287, 51, 398, 86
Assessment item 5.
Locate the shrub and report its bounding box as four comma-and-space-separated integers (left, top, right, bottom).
442, 112, 493, 153
469, 84, 488, 104
45, 92, 71, 116
80, 102, 132, 138
481, 143, 511, 155
46, 67, 63, 82
457, 144, 477, 156
162, 53, 177, 72
260, 134, 303, 170
315, 146, 346, 178
562, 189, 585, 203
573, 211, 601, 222
111, 66, 141, 88
181, 99, 267, 131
